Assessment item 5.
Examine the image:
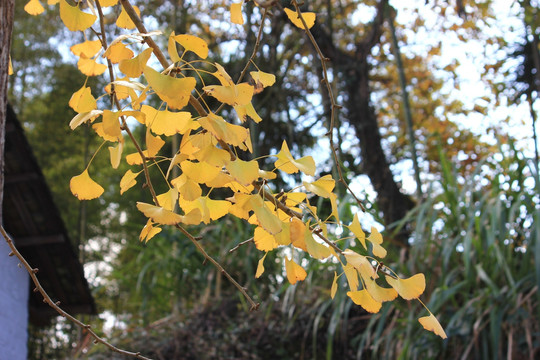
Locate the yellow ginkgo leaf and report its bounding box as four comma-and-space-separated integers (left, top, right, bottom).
136, 202, 183, 225
275, 140, 315, 176
343, 263, 359, 291
193, 145, 229, 168
419, 314, 447, 339
343, 249, 377, 280
347, 213, 366, 249
146, 129, 165, 157
168, 31, 181, 63
285, 257, 307, 285
139, 219, 162, 243
99, 0, 118, 6
290, 217, 308, 251
226, 159, 259, 186
120, 48, 153, 78
69, 86, 97, 113
104, 42, 134, 64
116, 4, 140, 29
304, 225, 332, 259
331, 272, 338, 299
71, 40, 102, 58
70, 110, 102, 130
156, 188, 179, 212
274, 221, 291, 246
181, 160, 221, 185
255, 252, 267, 278
386, 273, 426, 300
108, 139, 123, 169
250, 70, 276, 88
234, 102, 262, 123
126, 150, 150, 165
141, 105, 192, 136
8, 57, 13, 75
284, 7, 316, 30
120, 169, 138, 194
203, 83, 254, 106
60, 0, 97, 32
102, 110, 121, 139
254, 226, 279, 251
171, 174, 202, 201
144, 66, 196, 110
249, 195, 282, 235
77, 58, 107, 77
303, 174, 335, 198
70, 169, 104, 200
347, 290, 382, 313
104, 78, 132, 100
367, 226, 387, 258
179, 196, 230, 224
198, 113, 249, 147
48, 0, 60, 4
230, 2, 244, 25
173, 34, 209, 59
24, 0, 44, 15
364, 277, 398, 303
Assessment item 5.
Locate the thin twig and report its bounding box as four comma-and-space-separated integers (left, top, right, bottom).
0, 226, 153, 360
229, 237, 254, 253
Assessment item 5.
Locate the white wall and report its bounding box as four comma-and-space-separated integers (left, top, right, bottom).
0, 234, 29, 360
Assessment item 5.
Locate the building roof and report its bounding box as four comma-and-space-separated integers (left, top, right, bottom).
3, 104, 95, 325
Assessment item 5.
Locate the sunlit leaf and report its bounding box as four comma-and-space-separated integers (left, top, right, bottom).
77, 57, 107, 76
230, 2, 244, 25
140, 105, 192, 136
250, 70, 276, 88
181, 160, 220, 185
179, 196, 230, 224
70, 169, 104, 200
234, 102, 262, 123
203, 82, 254, 106
226, 159, 259, 186
193, 145, 230, 167
171, 174, 202, 201
173, 34, 209, 59
198, 113, 248, 146
290, 217, 308, 251
255, 252, 267, 278
108, 139, 123, 169
146, 129, 165, 157
144, 66, 196, 110
254, 226, 279, 251
364, 277, 398, 303
249, 195, 282, 235
24, 0, 44, 15
120, 169, 138, 194
347, 290, 382, 313
70, 110, 102, 130
419, 314, 447, 339
156, 188, 179, 211
136, 202, 183, 225
126, 150, 149, 165
69, 86, 97, 113
275, 140, 315, 175
104, 42, 134, 64
139, 219, 162, 243
304, 225, 331, 259
102, 110, 121, 138
120, 48, 153, 78
116, 4, 140, 30
386, 273, 426, 300
284, 8, 316, 29
331, 272, 338, 299
343, 249, 377, 280
71, 40, 102, 58
303, 174, 335, 198
99, 0, 118, 6
8, 57, 13, 75
274, 221, 291, 246
60, 0, 97, 32
347, 214, 366, 249
367, 226, 387, 258
285, 257, 307, 285
343, 263, 359, 291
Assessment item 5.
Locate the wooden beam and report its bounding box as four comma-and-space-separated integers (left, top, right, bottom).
15, 234, 65, 247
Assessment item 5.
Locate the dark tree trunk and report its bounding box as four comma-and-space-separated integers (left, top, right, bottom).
0, 0, 15, 222
310, 0, 415, 246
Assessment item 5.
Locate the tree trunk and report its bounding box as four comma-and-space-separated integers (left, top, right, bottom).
0, 0, 15, 222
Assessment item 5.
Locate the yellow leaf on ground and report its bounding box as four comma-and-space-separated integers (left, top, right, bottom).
285, 257, 307, 285
71, 40, 102, 58
70, 169, 104, 200
173, 34, 209, 59
254, 227, 279, 251
139, 219, 162, 243
386, 273, 426, 300
116, 4, 140, 29
141, 105, 192, 136
136, 202, 183, 225
284, 8, 316, 29
120, 169, 138, 194
347, 214, 366, 249
255, 252, 267, 278
303, 174, 335, 198
198, 113, 248, 147
144, 66, 196, 110
24, 0, 44, 15
230, 2, 244, 25
60, 0, 97, 31
69, 86, 97, 113
419, 314, 447, 339
104, 42, 134, 64
203, 83, 254, 106
77, 58, 107, 77
347, 290, 382, 313
367, 226, 387, 258
275, 140, 315, 175
120, 48, 153, 78
226, 159, 259, 186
